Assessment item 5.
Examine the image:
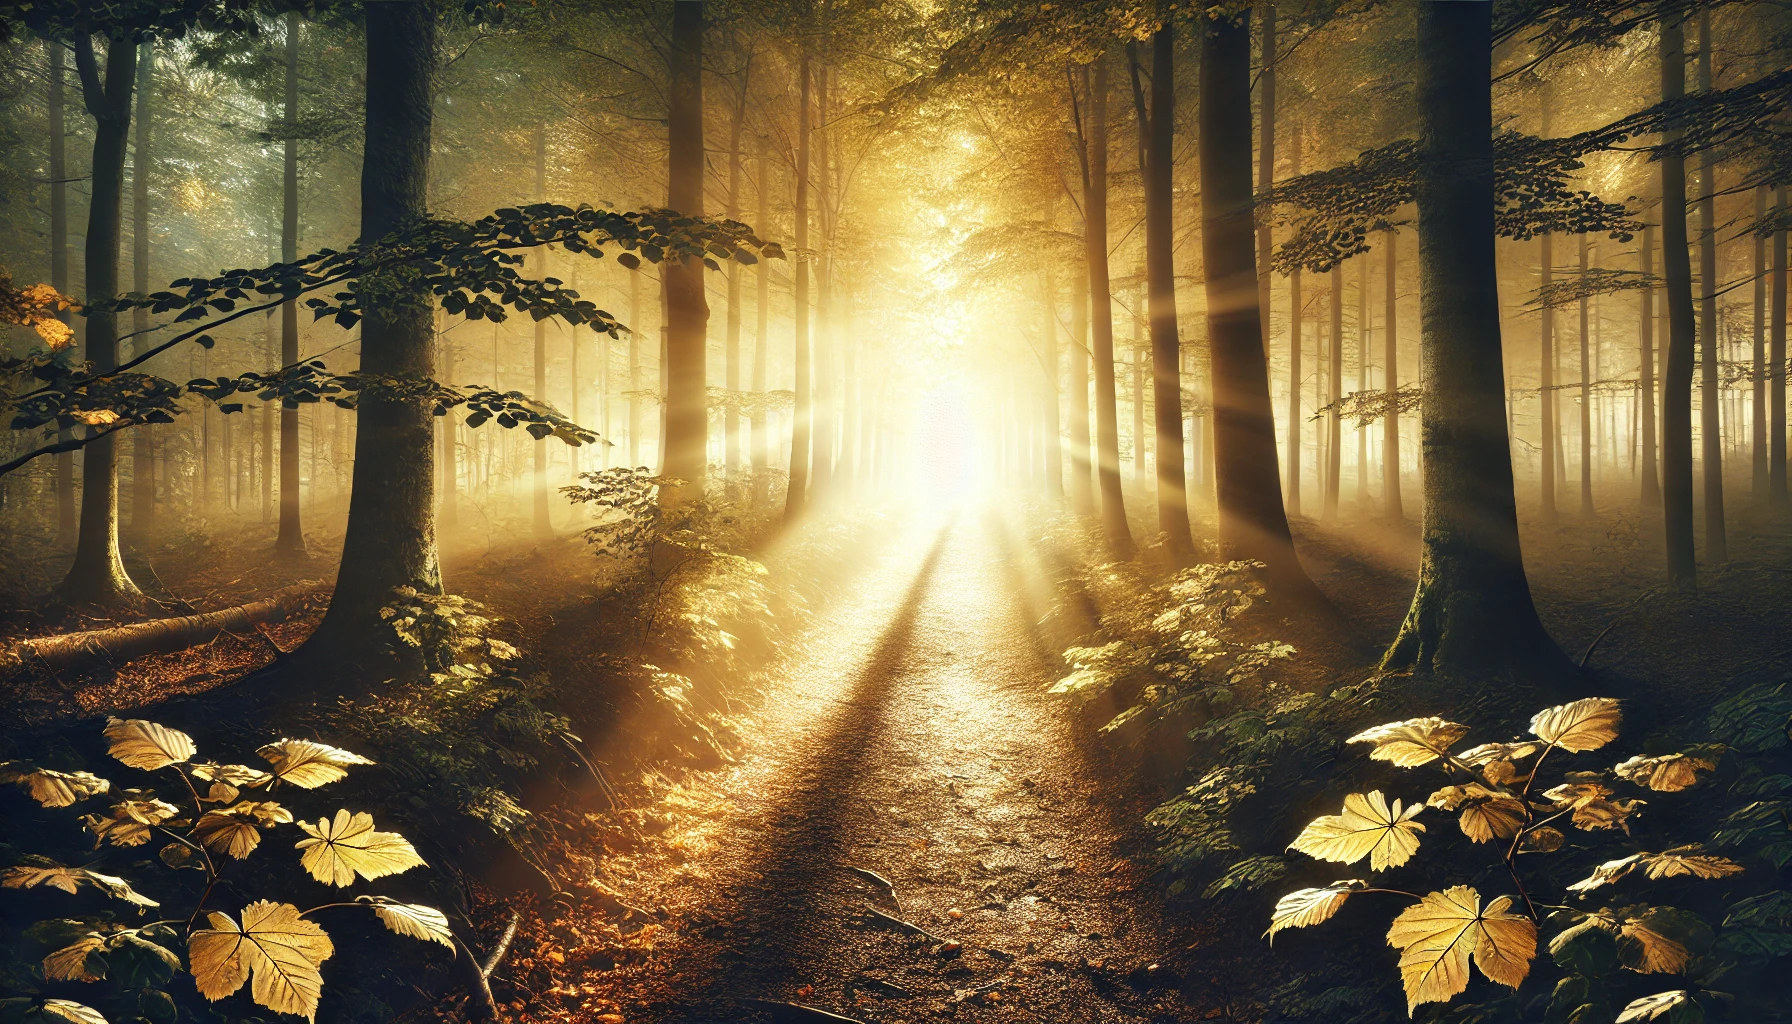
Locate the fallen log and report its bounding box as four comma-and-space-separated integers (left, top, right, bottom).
5, 588, 316, 674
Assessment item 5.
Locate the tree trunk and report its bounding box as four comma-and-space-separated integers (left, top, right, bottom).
1755, 185, 1768, 500
1142, 28, 1194, 556
261, 318, 274, 523
751, 133, 770, 505
1199, 11, 1313, 589
303, 0, 440, 656
129, 41, 155, 544
1040, 253, 1064, 500
1256, 3, 1275, 344
1660, 12, 1698, 586
628, 268, 642, 467
1696, 10, 1725, 561
276, 12, 307, 557
1640, 221, 1661, 506
786, 54, 812, 521
59, 36, 142, 608
49, 40, 76, 545
531, 128, 553, 530
1324, 264, 1342, 519
724, 70, 746, 487
10, 589, 313, 674
1773, 187, 1787, 504
1357, 251, 1370, 510
1383, 0, 1571, 683
1068, 250, 1095, 516
1383, 228, 1403, 518
1540, 232, 1557, 520
662, 0, 709, 508
1580, 232, 1593, 515
1132, 281, 1145, 481
1080, 58, 1132, 554
1286, 120, 1302, 518
811, 65, 835, 500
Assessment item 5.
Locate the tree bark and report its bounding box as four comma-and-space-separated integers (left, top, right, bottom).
811, 64, 835, 500
532, 128, 553, 530
276, 12, 307, 557
9, 589, 313, 674
1540, 231, 1557, 521
1696, 10, 1725, 561
1383, 0, 1571, 683
1324, 264, 1342, 519
628, 267, 642, 467
303, 0, 440, 657
1774, 187, 1788, 504
1256, 3, 1275, 343
1142, 28, 1194, 556
1383, 228, 1402, 519
1640, 221, 1661, 506
786, 54, 812, 521
1078, 58, 1133, 554
662, 0, 709, 508
1068, 247, 1095, 517
1041, 263, 1064, 500
751, 133, 771, 505
1755, 185, 1768, 500
1287, 123, 1302, 518
1132, 280, 1145, 481
724, 67, 747, 486
49, 40, 76, 544
59, 35, 143, 607
1660, 12, 1698, 585
1198, 11, 1312, 589
129, 41, 155, 543
1580, 232, 1593, 515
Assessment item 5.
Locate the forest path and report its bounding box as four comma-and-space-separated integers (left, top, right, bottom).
577, 507, 1195, 1023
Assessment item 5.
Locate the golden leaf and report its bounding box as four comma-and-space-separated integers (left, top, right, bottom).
1482, 759, 1525, 787
1530, 698, 1622, 752
1458, 741, 1542, 766
1618, 908, 1692, 974
1616, 991, 1696, 1022
294, 809, 425, 887
1385, 886, 1536, 1013
34, 316, 74, 350
103, 718, 196, 771
1542, 781, 1642, 832
1288, 791, 1426, 871
189, 900, 334, 1021
1522, 826, 1565, 852
1265, 880, 1365, 942
202, 781, 239, 804
1614, 753, 1716, 793
1346, 717, 1470, 768
362, 897, 457, 949
191, 762, 274, 790
1639, 846, 1745, 881
1427, 784, 1527, 843
71, 409, 119, 426
43, 935, 107, 981
257, 739, 373, 789
194, 801, 291, 860
23, 1001, 108, 1024
84, 797, 182, 847
2, 864, 159, 906
1568, 854, 1641, 893
0, 763, 111, 808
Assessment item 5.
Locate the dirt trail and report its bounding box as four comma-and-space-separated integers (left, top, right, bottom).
576, 510, 1196, 1023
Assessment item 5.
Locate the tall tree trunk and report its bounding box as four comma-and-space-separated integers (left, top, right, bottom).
1041, 264, 1064, 500
49, 40, 76, 544
1383, 227, 1403, 518
59, 36, 142, 607
724, 69, 746, 487
1384, 0, 1570, 682
1286, 121, 1302, 518
1132, 281, 1145, 481
1324, 264, 1342, 519
1540, 232, 1557, 520
1580, 232, 1593, 514
1068, 248, 1095, 516
1357, 252, 1369, 510
1755, 185, 1768, 499
276, 12, 307, 556
751, 133, 770, 505
811, 65, 835, 499
531, 128, 552, 530
439, 316, 457, 527
1696, 10, 1725, 561
628, 267, 642, 467
1080, 58, 1132, 554
662, 0, 709, 508
786, 54, 812, 521
261, 317, 274, 522
1141, 28, 1195, 557
1641, 220, 1661, 506
842, 278, 859, 488
1198, 11, 1312, 589
1660, 12, 1698, 585
1256, 3, 1275, 343
1773, 186, 1787, 504
304, 0, 440, 654
129, 41, 155, 543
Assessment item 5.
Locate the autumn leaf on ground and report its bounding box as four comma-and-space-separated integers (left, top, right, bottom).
83, 797, 183, 847
1288, 791, 1426, 871
1616, 990, 1699, 1022
1347, 718, 1469, 768
1530, 698, 1621, 752
103, 718, 196, 771
43, 935, 107, 981
189, 901, 334, 1021
1385, 886, 1536, 1013
1614, 753, 1717, 792
1265, 880, 1366, 942
2, 863, 159, 906
195, 801, 293, 859
257, 739, 374, 789
0, 762, 111, 808
294, 809, 425, 886
1426, 783, 1527, 843
360, 896, 456, 949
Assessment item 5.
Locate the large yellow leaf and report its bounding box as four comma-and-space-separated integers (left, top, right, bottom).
1542, 780, 1643, 832
189, 901, 334, 1021
361, 896, 457, 949
1529, 698, 1621, 752
1616, 991, 1696, 1022
1426, 784, 1528, 843
1288, 791, 1426, 871
1385, 886, 1536, 1013
190, 762, 274, 799
257, 739, 373, 789
2, 864, 158, 906
43, 935, 107, 981
1346, 718, 1469, 768
1640, 846, 1744, 881
1265, 880, 1365, 943
1614, 753, 1716, 793
102, 718, 196, 771
194, 801, 293, 860
83, 798, 183, 847
0, 762, 111, 808
294, 809, 425, 887
1457, 741, 1542, 766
